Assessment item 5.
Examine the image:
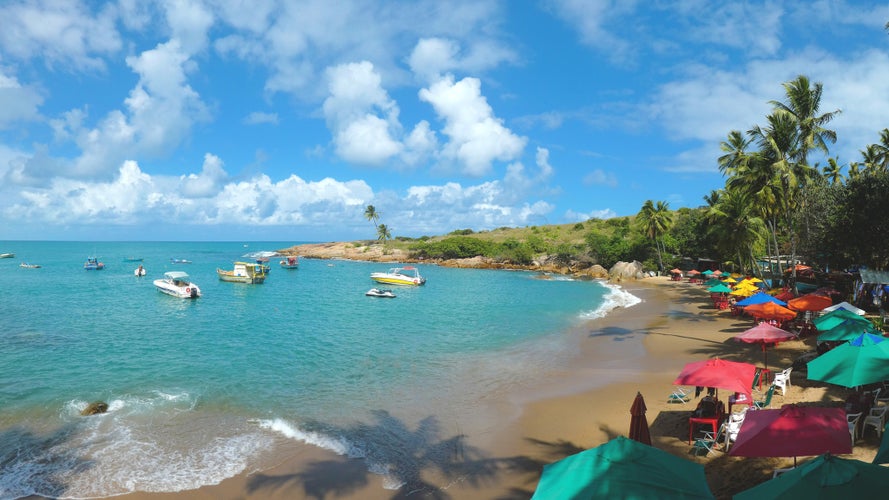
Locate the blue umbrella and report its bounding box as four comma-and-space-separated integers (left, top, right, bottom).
736, 292, 787, 307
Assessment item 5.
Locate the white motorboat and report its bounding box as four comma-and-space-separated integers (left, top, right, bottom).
154, 271, 201, 298
369, 266, 426, 286
365, 288, 396, 298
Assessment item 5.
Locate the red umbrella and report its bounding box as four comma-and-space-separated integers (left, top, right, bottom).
787, 293, 833, 312
729, 404, 851, 465
673, 358, 757, 401
744, 302, 797, 321
629, 392, 651, 445
734, 323, 797, 369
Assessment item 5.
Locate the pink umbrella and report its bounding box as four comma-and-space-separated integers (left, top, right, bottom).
673, 358, 757, 401
729, 404, 851, 465
734, 323, 797, 370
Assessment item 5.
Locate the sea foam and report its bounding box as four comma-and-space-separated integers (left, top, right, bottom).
580, 281, 642, 319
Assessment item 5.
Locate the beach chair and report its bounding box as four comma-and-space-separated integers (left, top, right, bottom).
863, 406, 888, 438
669, 386, 691, 404
691, 423, 724, 457
754, 385, 775, 409
773, 367, 792, 396
724, 408, 747, 451
847, 412, 862, 446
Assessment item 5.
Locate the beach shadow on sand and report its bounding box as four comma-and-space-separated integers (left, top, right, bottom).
244, 410, 546, 500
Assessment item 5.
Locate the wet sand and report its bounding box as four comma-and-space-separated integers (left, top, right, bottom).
119, 277, 880, 500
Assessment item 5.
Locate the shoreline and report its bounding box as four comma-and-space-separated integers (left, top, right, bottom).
117, 276, 879, 500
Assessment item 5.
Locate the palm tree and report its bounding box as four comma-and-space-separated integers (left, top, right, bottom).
822, 157, 845, 185
848, 162, 861, 181
768, 75, 840, 167
364, 205, 380, 227
636, 200, 672, 272
706, 187, 765, 274
376, 223, 391, 242
718, 130, 752, 176
860, 144, 883, 173
873, 128, 889, 170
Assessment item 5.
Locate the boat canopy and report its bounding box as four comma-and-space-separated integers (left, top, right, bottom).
164, 271, 190, 280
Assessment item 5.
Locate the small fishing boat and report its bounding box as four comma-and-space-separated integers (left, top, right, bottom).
20, 262, 41, 269
123, 257, 143, 262
154, 271, 201, 298
84, 257, 105, 270
279, 256, 299, 269
0, 253, 14, 259
370, 266, 426, 286
365, 288, 396, 298
217, 261, 267, 284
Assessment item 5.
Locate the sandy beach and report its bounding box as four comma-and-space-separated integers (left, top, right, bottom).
118, 276, 881, 500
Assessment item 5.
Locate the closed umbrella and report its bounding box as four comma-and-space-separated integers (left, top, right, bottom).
735, 453, 889, 499
729, 404, 851, 465
807, 333, 889, 388
787, 293, 833, 312
628, 392, 651, 445
673, 358, 757, 401
734, 323, 797, 369
816, 319, 879, 343
532, 436, 714, 499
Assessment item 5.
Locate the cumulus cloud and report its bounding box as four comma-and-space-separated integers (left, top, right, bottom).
0, 69, 44, 128
243, 112, 279, 125
408, 38, 461, 81
419, 74, 526, 176
564, 208, 617, 222
163, 0, 215, 54
180, 153, 229, 198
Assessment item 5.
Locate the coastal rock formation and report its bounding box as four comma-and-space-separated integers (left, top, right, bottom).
608, 261, 646, 282
81, 401, 109, 416
578, 264, 609, 279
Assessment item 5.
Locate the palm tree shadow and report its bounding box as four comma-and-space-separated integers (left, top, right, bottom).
0, 422, 93, 498
246, 410, 539, 499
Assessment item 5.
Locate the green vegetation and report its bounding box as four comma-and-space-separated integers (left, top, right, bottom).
367, 75, 889, 275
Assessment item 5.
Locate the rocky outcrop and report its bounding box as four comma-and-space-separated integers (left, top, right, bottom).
608, 261, 646, 282
81, 401, 109, 416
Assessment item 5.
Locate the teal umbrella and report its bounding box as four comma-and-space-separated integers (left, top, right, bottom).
703, 278, 721, 287
814, 309, 872, 332
707, 283, 732, 294
532, 436, 714, 499
735, 453, 889, 498
816, 319, 878, 343
807, 333, 889, 388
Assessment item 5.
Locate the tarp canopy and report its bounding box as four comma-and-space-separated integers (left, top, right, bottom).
823, 301, 866, 316
859, 269, 889, 285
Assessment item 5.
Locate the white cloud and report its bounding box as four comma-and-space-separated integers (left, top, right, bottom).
582, 169, 618, 187
243, 112, 279, 125
419, 74, 526, 176
163, 0, 215, 55
564, 208, 617, 222
0, 0, 122, 71
180, 153, 229, 198
0, 69, 44, 128
408, 38, 461, 81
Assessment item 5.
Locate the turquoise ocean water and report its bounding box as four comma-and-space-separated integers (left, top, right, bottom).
0, 241, 640, 498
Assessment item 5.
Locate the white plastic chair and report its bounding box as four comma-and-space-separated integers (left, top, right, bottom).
863, 406, 888, 438
773, 367, 792, 396
724, 409, 747, 451
847, 412, 862, 446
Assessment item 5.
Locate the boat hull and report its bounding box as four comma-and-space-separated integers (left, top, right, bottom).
153, 280, 200, 298
370, 276, 424, 286
217, 272, 265, 284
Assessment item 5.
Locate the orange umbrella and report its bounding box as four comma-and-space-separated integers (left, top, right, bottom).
787, 293, 832, 312
629, 392, 651, 445
744, 302, 797, 321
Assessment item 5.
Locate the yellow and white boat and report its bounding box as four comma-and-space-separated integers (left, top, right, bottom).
217, 261, 267, 284
370, 266, 426, 286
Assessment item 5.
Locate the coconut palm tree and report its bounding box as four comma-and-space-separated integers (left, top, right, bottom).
822, 157, 845, 185
768, 75, 840, 167
873, 128, 889, 170
718, 130, 752, 176
636, 200, 672, 272
706, 187, 765, 275
860, 144, 883, 173
364, 205, 380, 227
376, 223, 391, 242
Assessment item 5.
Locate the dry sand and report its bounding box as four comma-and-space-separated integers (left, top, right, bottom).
119, 276, 881, 500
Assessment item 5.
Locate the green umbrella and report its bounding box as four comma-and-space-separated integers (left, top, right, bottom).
703, 278, 721, 287
532, 436, 714, 499
816, 319, 878, 343
707, 283, 732, 294
814, 309, 872, 332
807, 333, 889, 388
735, 453, 889, 498
873, 422, 889, 464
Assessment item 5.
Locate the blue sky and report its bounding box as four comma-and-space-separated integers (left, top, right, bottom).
2, 1, 889, 242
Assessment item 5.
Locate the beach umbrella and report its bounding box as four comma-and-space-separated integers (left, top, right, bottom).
687, 269, 700, 275
736, 292, 787, 307
787, 293, 833, 312
532, 436, 714, 499
707, 283, 732, 294
703, 278, 722, 287
673, 358, 757, 401
823, 301, 866, 316
735, 453, 889, 499
729, 405, 851, 465
722, 277, 737, 284
807, 333, 889, 388
701, 269, 713, 275
734, 323, 797, 369
873, 423, 889, 464
628, 392, 651, 445
730, 284, 759, 297
816, 319, 879, 343
743, 302, 797, 322
814, 309, 872, 332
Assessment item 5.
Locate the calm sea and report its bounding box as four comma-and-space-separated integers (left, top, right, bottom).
0, 241, 640, 498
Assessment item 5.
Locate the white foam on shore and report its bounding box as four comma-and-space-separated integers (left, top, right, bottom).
580, 281, 642, 320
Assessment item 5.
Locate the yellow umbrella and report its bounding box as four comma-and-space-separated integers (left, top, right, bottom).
731, 287, 756, 297
723, 277, 737, 284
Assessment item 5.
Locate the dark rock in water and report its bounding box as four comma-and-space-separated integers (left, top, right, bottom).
81, 401, 109, 416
